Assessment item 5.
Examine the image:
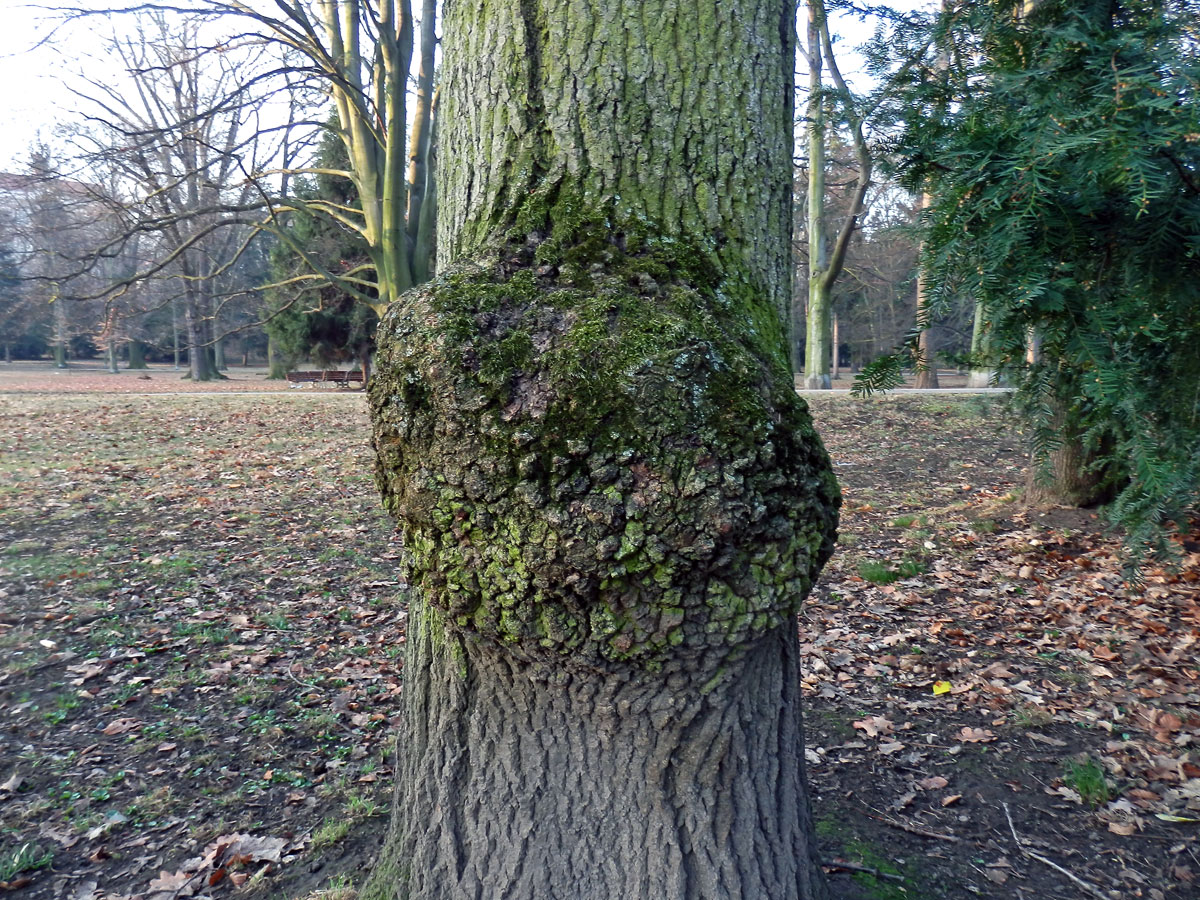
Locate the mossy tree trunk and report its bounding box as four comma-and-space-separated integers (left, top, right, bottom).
368, 2, 839, 899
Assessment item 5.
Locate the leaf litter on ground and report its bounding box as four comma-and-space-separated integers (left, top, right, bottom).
0, 381, 1196, 899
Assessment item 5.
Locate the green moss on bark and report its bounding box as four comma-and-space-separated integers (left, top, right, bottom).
371, 230, 839, 669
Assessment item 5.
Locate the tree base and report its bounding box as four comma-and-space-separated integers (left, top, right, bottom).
366, 599, 830, 900
802, 374, 831, 391
965, 369, 995, 389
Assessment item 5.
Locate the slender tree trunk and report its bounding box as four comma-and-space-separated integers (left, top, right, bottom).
171, 299, 182, 370
367, 2, 838, 898
53, 300, 68, 369
803, 0, 832, 391
914, 195, 940, 389
831, 312, 840, 381
106, 339, 119, 374
913, 274, 939, 389
966, 299, 994, 388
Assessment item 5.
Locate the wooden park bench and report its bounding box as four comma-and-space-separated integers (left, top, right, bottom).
285, 370, 366, 389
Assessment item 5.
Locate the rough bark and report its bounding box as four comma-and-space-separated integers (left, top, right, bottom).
1025, 399, 1116, 508
376, 601, 827, 900
368, 1, 838, 897
436, 0, 794, 324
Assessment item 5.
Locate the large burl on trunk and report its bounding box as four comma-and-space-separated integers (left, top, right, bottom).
366, 1, 840, 897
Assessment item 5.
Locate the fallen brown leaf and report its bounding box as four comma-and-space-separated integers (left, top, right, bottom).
957, 727, 996, 743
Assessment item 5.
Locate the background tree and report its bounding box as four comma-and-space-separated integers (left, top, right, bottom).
366, 0, 840, 897
4, 151, 115, 367
67, 13, 281, 380
53, 0, 438, 369
800, 0, 874, 389
0, 237, 34, 363
868, 0, 1200, 557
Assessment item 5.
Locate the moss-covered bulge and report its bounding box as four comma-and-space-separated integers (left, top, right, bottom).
369, 233, 840, 669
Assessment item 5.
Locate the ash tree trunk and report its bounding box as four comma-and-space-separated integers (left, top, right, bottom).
367, 2, 840, 899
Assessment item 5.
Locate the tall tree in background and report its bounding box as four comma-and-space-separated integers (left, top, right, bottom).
801, 0, 873, 389
55, 0, 438, 362
70, 14, 275, 380
874, 0, 1200, 556
185, 0, 440, 311
367, 0, 840, 896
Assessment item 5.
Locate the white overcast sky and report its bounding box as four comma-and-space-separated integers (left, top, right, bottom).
0, 1, 931, 173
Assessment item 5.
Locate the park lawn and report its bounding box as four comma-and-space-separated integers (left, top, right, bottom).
0, 388, 1196, 899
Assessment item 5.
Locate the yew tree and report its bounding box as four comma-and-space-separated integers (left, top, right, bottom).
871, 0, 1200, 557
366, 1, 840, 898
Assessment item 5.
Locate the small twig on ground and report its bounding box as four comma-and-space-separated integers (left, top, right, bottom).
1001, 802, 1108, 900
871, 814, 961, 843
823, 859, 906, 884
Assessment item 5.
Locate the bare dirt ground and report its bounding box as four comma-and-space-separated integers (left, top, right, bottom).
0, 363, 1196, 900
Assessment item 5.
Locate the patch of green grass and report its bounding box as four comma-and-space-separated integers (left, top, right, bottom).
258, 611, 290, 630
172, 622, 234, 644
312, 817, 351, 849
1063, 757, 1112, 807
970, 518, 998, 534
858, 561, 898, 584
345, 792, 384, 819
858, 558, 927, 585
0, 843, 54, 880
44, 694, 81, 725
814, 818, 915, 899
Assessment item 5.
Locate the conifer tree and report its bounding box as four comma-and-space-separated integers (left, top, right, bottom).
863, 0, 1200, 558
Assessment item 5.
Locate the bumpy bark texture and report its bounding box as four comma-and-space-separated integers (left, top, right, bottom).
366, 1, 840, 897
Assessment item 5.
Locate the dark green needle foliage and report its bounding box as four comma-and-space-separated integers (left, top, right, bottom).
861, 0, 1200, 563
